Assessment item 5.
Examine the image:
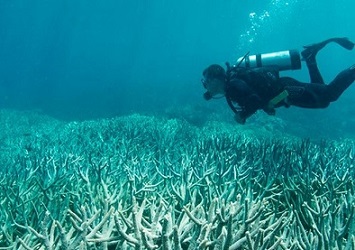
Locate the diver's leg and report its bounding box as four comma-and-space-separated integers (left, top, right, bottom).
301, 37, 355, 84
303, 55, 324, 84
325, 65, 355, 102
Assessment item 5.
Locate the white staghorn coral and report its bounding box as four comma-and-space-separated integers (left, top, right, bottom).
0, 110, 355, 249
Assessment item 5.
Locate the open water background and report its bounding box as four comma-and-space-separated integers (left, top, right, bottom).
0, 0, 354, 138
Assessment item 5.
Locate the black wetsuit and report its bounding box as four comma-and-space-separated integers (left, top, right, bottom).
225, 60, 355, 121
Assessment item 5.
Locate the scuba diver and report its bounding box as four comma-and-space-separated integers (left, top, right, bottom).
202, 37, 355, 124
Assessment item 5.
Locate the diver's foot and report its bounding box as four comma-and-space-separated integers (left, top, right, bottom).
301, 37, 355, 61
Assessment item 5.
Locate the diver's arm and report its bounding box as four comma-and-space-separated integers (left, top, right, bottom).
226, 96, 246, 124
238, 94, 263, 122
227, 93, 263, 124
227, 80, 263, 124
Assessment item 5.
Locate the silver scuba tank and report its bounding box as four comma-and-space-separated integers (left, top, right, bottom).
236, 50, 301, 71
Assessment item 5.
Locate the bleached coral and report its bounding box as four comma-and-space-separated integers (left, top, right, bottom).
0, 110, 355, 249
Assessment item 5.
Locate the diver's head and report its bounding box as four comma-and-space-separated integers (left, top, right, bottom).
202, 64, 227, 100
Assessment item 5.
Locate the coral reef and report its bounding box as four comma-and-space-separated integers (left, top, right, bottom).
0, 110, 355, 249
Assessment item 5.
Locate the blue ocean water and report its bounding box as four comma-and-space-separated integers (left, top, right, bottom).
0, 0, 354, 138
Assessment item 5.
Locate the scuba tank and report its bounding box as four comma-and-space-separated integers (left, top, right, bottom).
236, 49, 301, 71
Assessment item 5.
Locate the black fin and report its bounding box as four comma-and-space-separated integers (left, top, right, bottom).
332, 37, 354, 50
302, 37, 355, 61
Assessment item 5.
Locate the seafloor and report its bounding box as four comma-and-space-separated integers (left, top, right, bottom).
0, 109, 354, 250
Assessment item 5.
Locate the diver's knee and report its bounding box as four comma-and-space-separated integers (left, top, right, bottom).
315, 99, 331, 107
350, 64, 355, 77
343, 64, 355, 78
320, 102, 330, 108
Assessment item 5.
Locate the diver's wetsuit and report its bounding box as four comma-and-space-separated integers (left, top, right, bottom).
225, 67, 283, 119
225, 39, 355, 121
281, 58, 355, 109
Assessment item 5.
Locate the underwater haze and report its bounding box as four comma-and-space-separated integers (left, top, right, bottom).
0, 0, 354, 138
2, 1, 355, 248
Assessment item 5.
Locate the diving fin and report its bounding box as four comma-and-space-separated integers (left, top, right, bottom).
302, 37, 355, 61
330, 37, 355, 50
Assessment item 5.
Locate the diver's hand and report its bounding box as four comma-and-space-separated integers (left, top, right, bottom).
264, 106, 276, 116
234, 113, 246, 125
